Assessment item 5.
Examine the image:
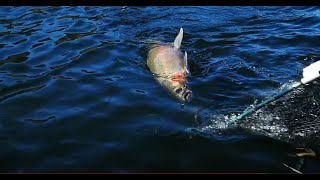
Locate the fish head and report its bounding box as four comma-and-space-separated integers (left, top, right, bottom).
174, 84, 192, 103
169, 73, 192, 103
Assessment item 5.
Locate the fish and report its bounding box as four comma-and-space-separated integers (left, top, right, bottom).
147, 28, 192, 103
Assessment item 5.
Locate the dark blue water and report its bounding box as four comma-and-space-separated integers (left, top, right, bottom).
1, 6, 320, 173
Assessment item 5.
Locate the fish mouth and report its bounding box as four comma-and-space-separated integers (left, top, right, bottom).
183, 90, 192, 102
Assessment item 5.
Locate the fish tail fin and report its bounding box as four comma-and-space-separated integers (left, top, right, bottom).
174, 28, 183, 49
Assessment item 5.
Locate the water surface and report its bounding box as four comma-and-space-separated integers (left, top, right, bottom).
0, 6, 320, 173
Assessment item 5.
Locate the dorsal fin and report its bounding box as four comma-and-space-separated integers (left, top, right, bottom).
184, 51, 189, 74
174, 28, 183, 49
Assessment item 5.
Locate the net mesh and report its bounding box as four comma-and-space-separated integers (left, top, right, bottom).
239, 79, 320, 151
196, 79, 320, 152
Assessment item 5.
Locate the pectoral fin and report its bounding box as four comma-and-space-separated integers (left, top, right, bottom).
174, 28, 183, 49
184, 51, 190, 74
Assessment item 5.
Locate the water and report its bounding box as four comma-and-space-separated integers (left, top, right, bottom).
1, 6, 320, 173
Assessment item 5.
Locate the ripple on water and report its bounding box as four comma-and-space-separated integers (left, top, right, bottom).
1, 6, 320, 173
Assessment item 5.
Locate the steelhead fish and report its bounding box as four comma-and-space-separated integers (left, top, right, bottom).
147, 28, 192, 103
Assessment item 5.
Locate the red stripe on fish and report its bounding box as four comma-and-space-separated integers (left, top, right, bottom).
171, 72, 185, 83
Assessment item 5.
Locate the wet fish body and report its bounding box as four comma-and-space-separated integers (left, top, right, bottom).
147, 28, 192, 102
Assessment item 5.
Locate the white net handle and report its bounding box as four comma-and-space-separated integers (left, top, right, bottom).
301, 61, 320, 84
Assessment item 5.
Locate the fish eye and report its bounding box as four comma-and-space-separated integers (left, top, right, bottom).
175, 88, 183, 94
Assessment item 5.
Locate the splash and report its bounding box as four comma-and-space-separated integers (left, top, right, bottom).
195, 80, 320, 150
199, 113, 239, 131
